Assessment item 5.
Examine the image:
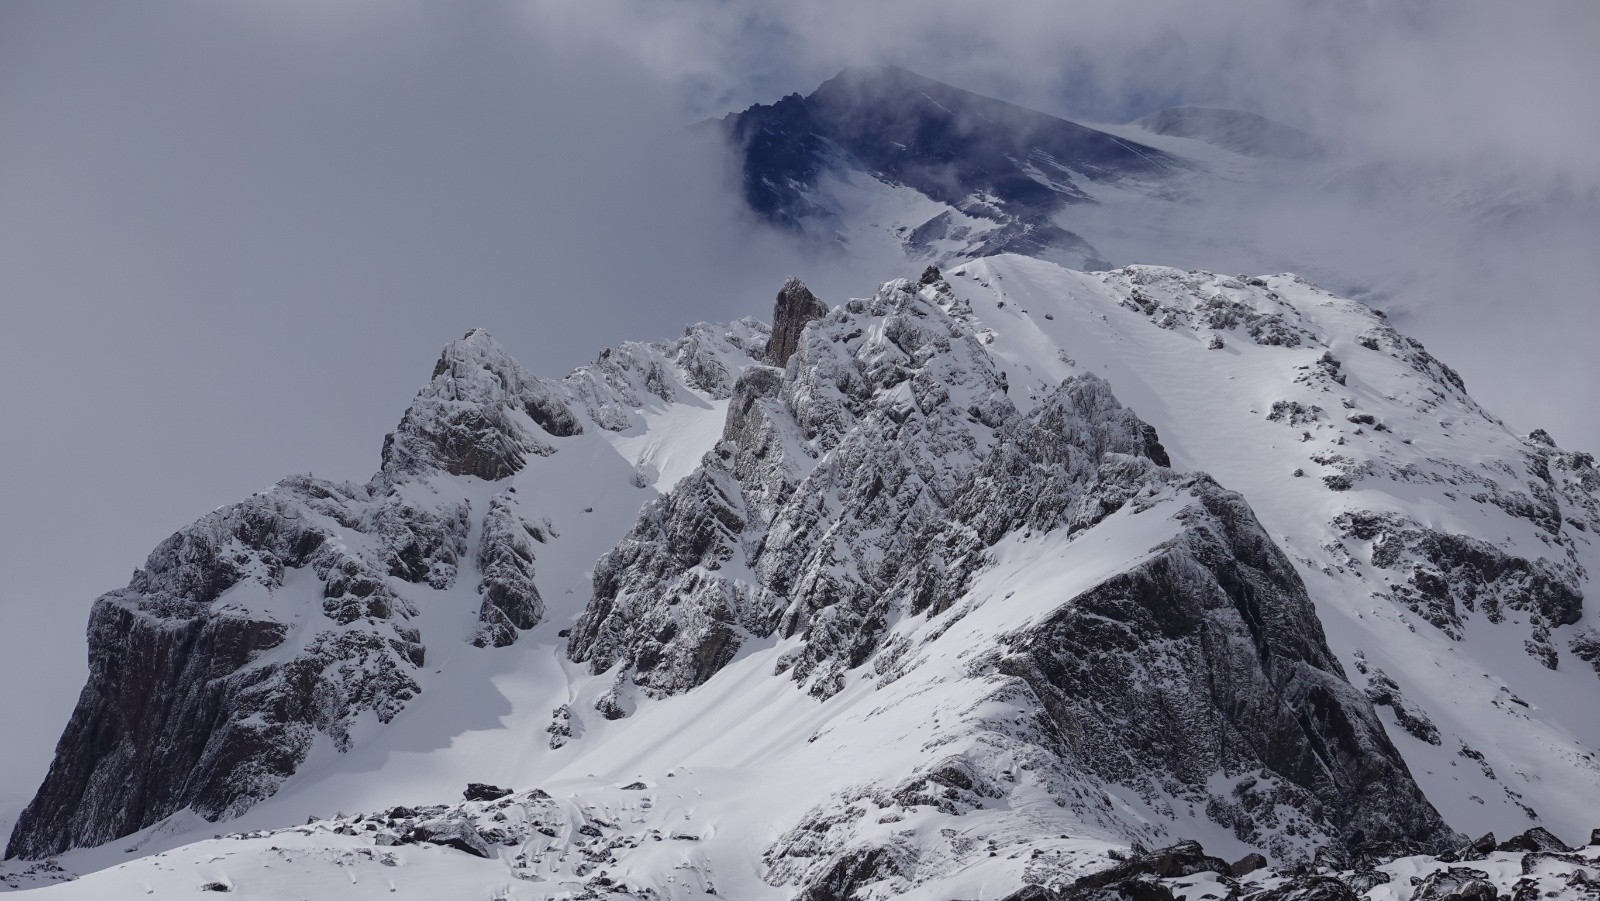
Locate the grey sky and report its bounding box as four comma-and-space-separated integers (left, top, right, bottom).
1, 0, 1596, 838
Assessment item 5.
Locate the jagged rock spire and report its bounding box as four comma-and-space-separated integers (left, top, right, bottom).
763, 277, 828, 365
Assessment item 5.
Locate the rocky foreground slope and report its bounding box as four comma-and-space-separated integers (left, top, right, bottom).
6, 256, 1598, 899
9, 783, 1596, 898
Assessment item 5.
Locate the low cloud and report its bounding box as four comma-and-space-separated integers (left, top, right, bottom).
525, 0, 1600, 188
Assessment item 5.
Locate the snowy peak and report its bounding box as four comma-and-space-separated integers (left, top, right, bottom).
3, 313, 773, 864
566, 266, 1454, 876
944, 254, 1600, 839
719, 66, 1175, 267
381, 327, 580, 482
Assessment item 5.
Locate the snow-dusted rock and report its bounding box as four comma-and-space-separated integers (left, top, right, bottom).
380, 328, 580, 481
569, 272, 1020, 696
573, 269, 1454, 884
939, 255, 1600, 840
469, 491, 546, 647
5, 323, 766, 861
4, 481, 424, 859
988, 475, 1451, 858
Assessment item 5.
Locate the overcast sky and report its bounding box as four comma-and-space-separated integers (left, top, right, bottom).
2, 0, 1596, 837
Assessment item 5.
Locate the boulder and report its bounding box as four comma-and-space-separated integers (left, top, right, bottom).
1498, 827, 1572, 853
404, 819, 494, 859
1412, 867, 1497, 901
463, 783, 512, 802
1230, 852, 1268, 877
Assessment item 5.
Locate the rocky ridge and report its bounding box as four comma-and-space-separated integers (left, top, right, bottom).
942, 255, 1600, 838
6, 320, 770, 861
570, 269, 1454, 879
6, 258, 1598, 901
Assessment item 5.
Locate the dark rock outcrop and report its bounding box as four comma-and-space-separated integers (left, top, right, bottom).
1334, 511, 1582, 667
1498, 827, 1573, 853
1243, 876, 1359, 900
402, 818, 494, 858
792, 846, 910, 901
5, 484, 425, 860
988, 834, 1600, 901
1071, 841, 1230, 889
991, 476, 1455, 860
1231, 853, 1269, 876
462, 783, 512, 802
470, 493, 546, 648
765, 278, 828, 365
1411, 867, 1498, 901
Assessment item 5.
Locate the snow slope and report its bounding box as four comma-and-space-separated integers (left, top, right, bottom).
944, 255, 1600, 840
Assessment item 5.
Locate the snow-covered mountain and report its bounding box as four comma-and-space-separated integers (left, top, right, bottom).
5, 252, 1597, 899
716, 66, 1599, 334
715, 65, 1177, 270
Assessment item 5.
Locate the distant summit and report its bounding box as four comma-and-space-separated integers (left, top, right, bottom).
717, 65, 1177, 268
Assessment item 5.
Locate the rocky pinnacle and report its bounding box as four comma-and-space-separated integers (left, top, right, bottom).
763, 277, 828, 365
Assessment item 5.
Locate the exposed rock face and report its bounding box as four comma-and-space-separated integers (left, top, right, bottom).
8, 319, 779, 862
764, 277, 828, 365
571, 460, 756, 695
569, 273, 1020, 696
375, 494, 471, 588
461, 783, 512, 802
990, 476, 1450, 859
1411, 867, 1498, 901
4, 481, 425, 859
573, 270, 1454, 881
6, 330, 597, 861
1333, 511, 1582, 668
990, 834, 1600, 901
1359, 664, 1442, 745
470, 492, 547, 648
1497, 826, 1574, 853
1244, 876, 1361, 900
381, 328, 581, 482
1069, 841, 1231, 888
